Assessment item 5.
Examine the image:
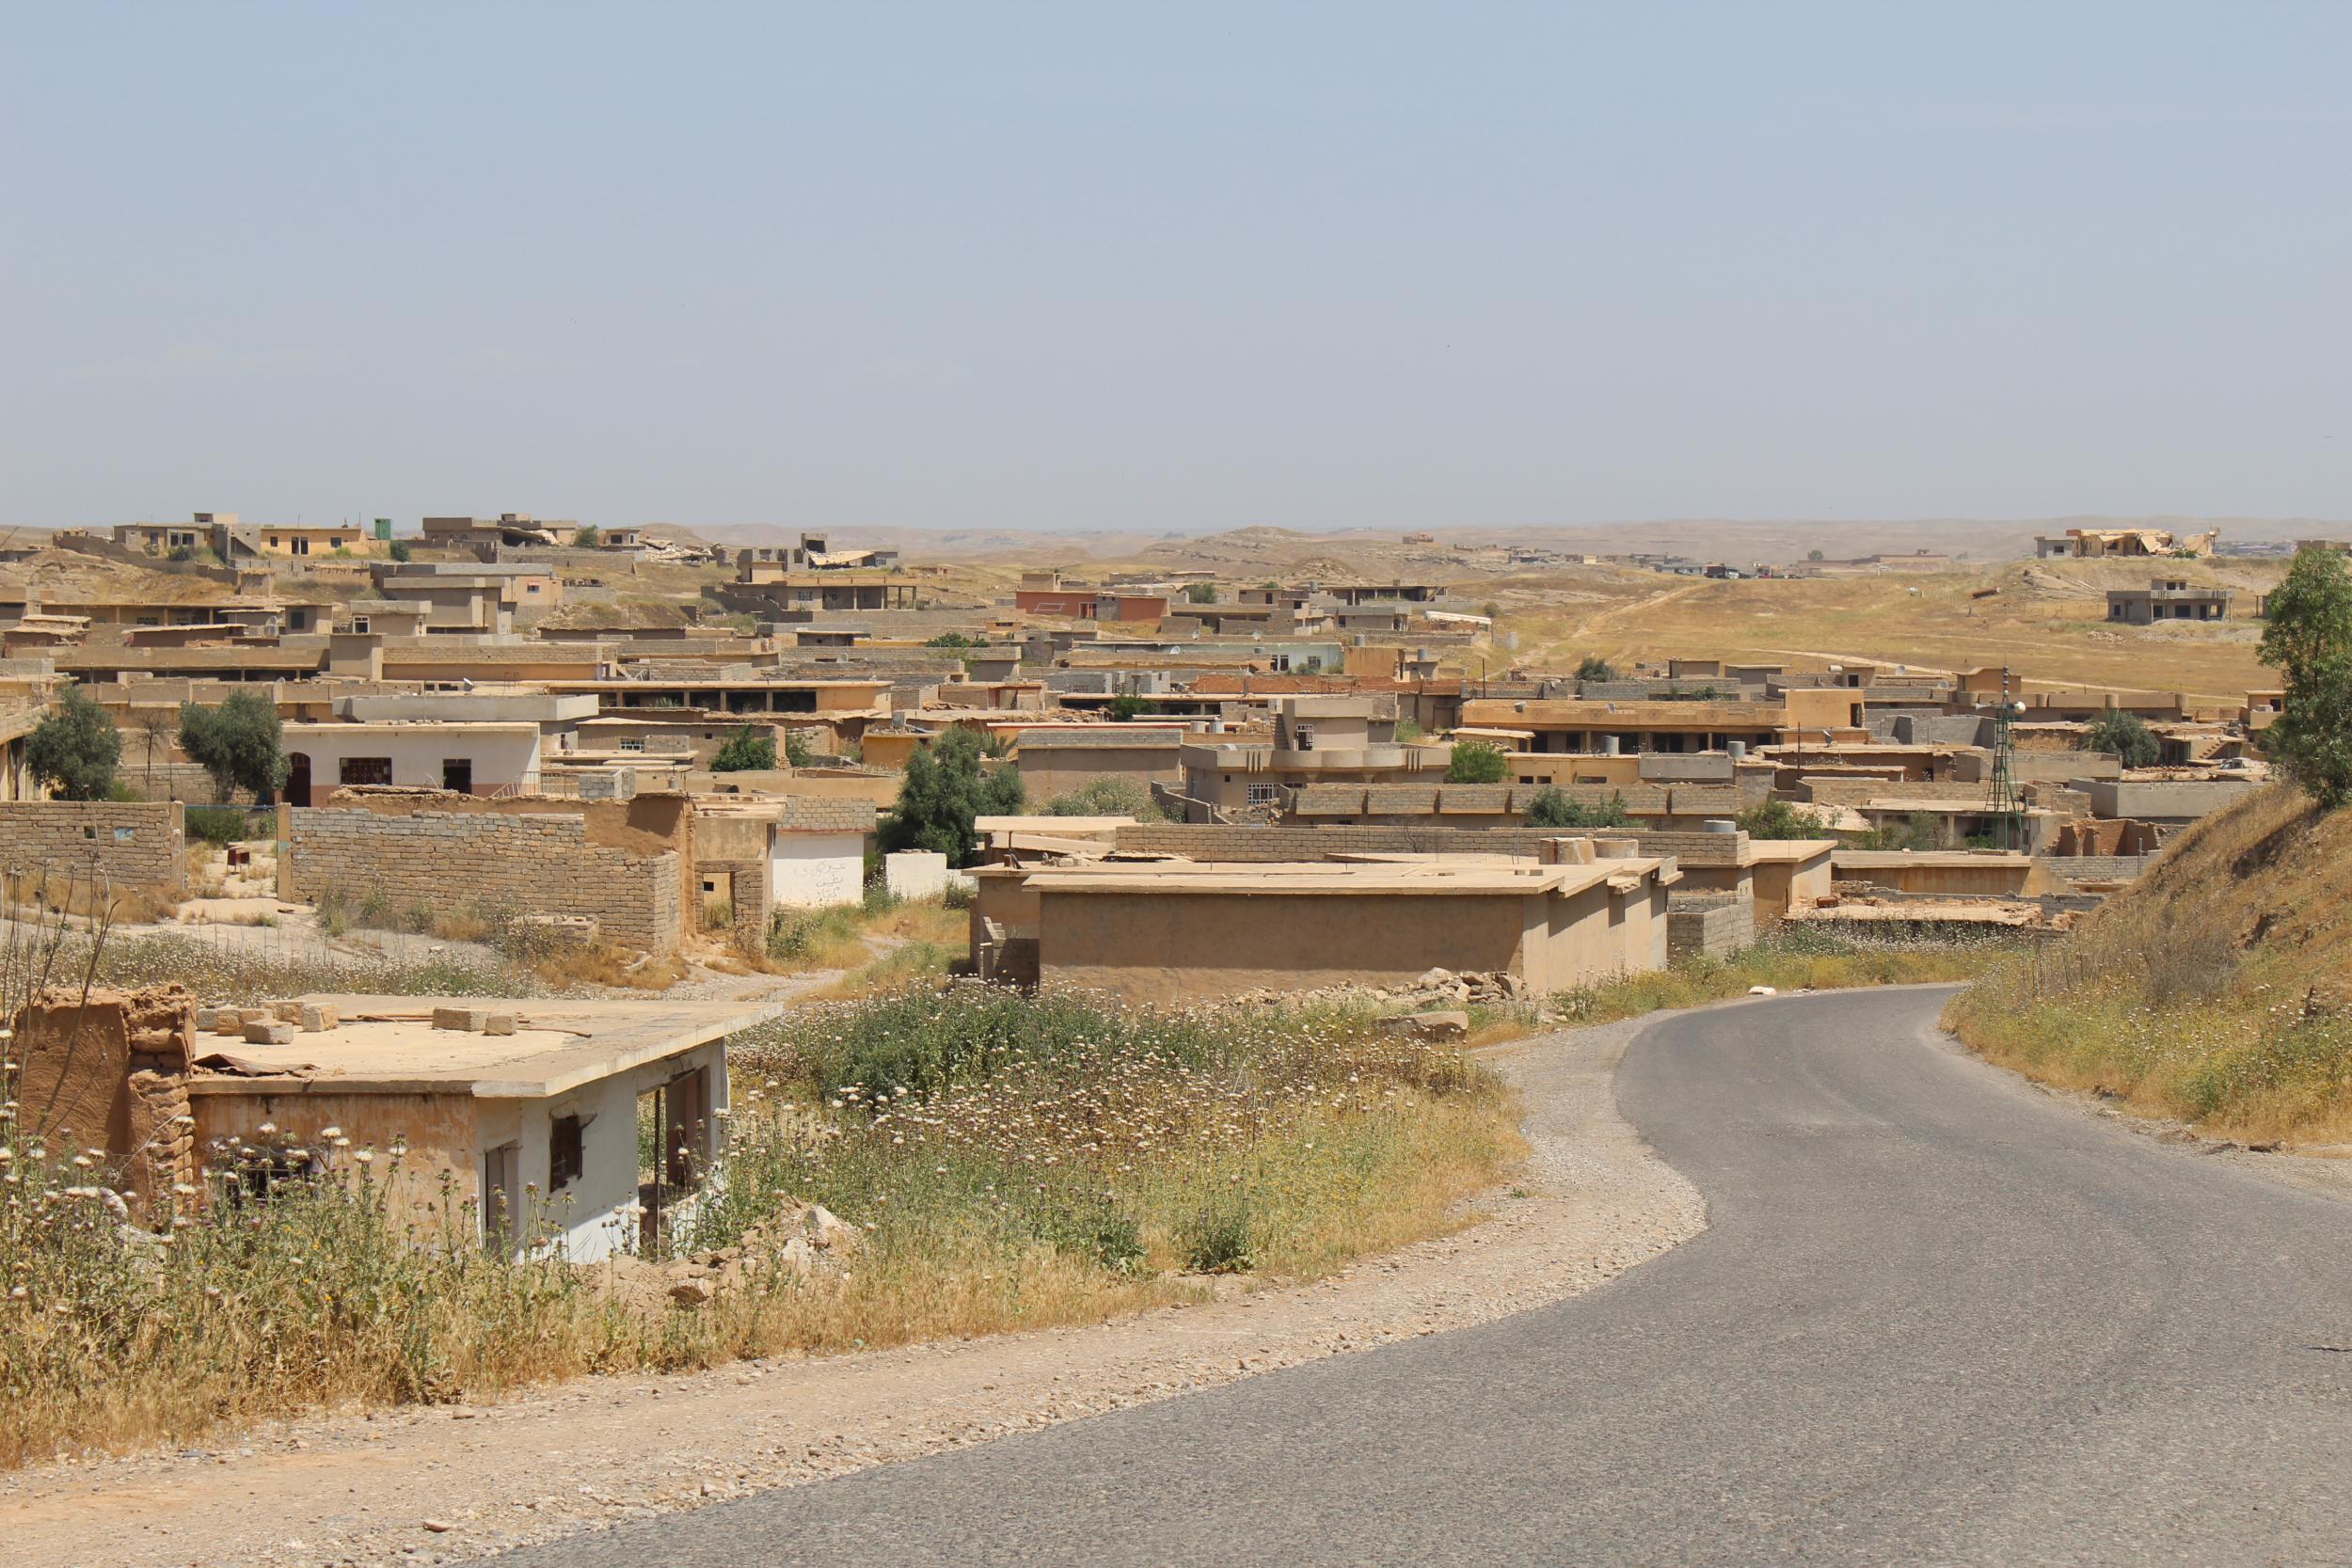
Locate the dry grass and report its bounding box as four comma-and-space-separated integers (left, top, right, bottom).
1947, 785, 2352, 1143
528, 942, 692, 991
1547, 926, 2024, 1030
1514, 559, 2287, 701
1, 988, 1518, 1465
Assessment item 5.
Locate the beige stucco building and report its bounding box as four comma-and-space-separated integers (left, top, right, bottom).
972, 848, 1676, 1006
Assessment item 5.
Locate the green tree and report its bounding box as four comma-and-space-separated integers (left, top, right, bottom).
2079, 710, 2161, 769
1481, 602, 1502, 622
573, 524, 600, 547
1575, 655, 1617, 682
1044, 776, 1163, 820
925, 632, 981, 649
2258, 546, 2352, 808
1395, 717, 1424, 743
1184, 582, 1219, 604
1524, 785, 1629, 829
1736, 799, 1829, 840
178, 690, 290, 803
26, 686, 123, 801
1107, 693, 1152, 721
783, 728, 816, 768
388, 539, 413, 563
880, 728, 1026, 866
711, 723, 777, 772
1445, 738, 1508, 784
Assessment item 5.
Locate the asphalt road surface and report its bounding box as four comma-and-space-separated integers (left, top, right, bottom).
502, 987, 2352, 1567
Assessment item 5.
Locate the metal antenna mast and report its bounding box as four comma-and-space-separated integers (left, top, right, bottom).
1983, 667, 2026, 850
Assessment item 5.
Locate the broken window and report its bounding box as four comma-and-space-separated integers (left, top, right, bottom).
1246, 784, 1282, 807
441, 758, 473, 794
549, 1115, 584, 1190
340, 756, 392, 785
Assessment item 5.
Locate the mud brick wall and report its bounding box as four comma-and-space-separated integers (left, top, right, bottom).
0, 800, 187, 893
286, 807, 683, 954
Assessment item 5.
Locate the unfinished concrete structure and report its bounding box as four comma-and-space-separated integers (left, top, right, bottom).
2106, 579, 2233, 625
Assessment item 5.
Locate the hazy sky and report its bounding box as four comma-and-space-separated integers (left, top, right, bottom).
5, 3, 2348, 532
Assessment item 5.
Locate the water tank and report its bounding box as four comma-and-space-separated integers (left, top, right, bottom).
1726, 740, 1747, 759
1701, 819, 1738, 833
1600, 736, 1621, 756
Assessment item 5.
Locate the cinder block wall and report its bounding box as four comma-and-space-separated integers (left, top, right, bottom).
285, 807, 682, 954
0, 801, 187, 893
1667, 895, 1755, 961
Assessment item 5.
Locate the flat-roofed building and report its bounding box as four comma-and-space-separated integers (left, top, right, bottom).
2106, 578, 2233, 625
974, 850, 1676, 1005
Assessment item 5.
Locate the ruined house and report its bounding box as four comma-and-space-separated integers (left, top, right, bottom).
14, 986, 768, 1259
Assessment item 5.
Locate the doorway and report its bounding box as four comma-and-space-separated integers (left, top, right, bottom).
481, 1143, 520, 1257
285, 752, 311, 808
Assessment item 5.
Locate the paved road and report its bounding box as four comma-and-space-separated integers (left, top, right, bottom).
503, 988, 2352, 1567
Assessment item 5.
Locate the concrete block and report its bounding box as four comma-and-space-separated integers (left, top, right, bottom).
432, 1007, 489, 1033
484, 1013, 517, 1037
242, 1021, 297, 1045
298, 1004, 338, 1033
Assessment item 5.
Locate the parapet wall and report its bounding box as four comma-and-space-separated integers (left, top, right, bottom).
0, 800, 187, 893
285, 806, 682, 954
1113, 822, 1756, 866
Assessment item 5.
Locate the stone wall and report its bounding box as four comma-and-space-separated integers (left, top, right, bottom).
285, 806, 682, 954
0, 800, 187, 893
1667, 895, 1755, 961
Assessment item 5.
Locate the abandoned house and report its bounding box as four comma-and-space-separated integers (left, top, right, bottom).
14, 985, 770, 1260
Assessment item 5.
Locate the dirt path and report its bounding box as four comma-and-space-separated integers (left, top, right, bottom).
0, 1017, 1704, 1568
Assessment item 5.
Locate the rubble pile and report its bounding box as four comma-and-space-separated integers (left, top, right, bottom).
583, 1199, 861, 1312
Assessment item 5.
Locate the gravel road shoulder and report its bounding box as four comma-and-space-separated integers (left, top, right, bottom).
0, 1015, 1704, 1568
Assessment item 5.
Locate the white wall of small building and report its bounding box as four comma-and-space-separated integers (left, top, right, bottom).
477, 1039, 730, 1263
771, 831, 865, 909
284, 726, 544, 794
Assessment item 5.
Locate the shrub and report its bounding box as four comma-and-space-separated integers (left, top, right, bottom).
387, 539, 412, 562
1184, 582, 1218, 604
1445, 739, 1508, 784
183, 804, 253, 845
782, 728, 815, 768
26, 686, 122, 800
1524, 786, 1629, 829
1736, 799, 1829, 840
1851, 810, 1938, 852
1575, 655, 1617, 682
711, 723, 777, 772
1044, 776, 1161, 820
